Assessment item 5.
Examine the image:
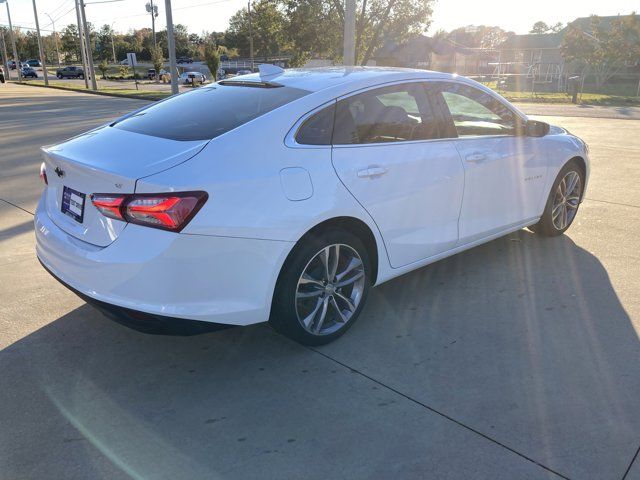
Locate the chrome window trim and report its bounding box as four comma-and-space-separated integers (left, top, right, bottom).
284, 100, 336, 149
284, 77, 529, 149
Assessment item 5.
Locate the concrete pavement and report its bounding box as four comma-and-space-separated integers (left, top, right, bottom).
1, 83, 639, 479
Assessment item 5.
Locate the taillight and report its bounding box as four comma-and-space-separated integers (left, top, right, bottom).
91, 195, 125, 220
39, 162, 48, 185
90, 191, 208, 232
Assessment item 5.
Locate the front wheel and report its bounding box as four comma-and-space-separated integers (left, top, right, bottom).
270, 230, 371, 346
530, 160, 584, 236
78, 74, 84, 79
56, 73, 62, 79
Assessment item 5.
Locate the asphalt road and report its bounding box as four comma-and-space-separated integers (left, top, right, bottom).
1, 83, 639, 480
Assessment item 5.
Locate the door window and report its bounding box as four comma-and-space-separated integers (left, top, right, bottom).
437, 83, 519, 137
333, 83, 439, 145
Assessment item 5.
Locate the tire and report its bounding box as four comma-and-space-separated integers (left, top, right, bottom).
56, 73, 62, 79
530, 160, 585, 237
270, 229, 371, 346
78, 74, 84, 79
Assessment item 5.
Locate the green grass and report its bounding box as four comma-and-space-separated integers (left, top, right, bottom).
17, 80, 172, 101
479, 81, 640, 106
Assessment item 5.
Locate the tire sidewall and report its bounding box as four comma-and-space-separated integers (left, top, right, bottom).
270, 229, 371, 346
538, 160, 585, 236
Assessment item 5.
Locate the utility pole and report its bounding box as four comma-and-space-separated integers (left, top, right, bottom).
146, 0, 158, 49
75, 0, 89, 88
343, 0, 356, 66
0, 0, 22, 82
45, 13, 61, 68
31, 0, 49, 85
164, 0, 178, 94
0, 31, 9, 78
78, 0, 97, 90
247, 1, 254, 70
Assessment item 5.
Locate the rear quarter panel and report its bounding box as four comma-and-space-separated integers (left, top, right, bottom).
135, 92, 390, 282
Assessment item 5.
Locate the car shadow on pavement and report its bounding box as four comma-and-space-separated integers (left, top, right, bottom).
0, 230, 638, 479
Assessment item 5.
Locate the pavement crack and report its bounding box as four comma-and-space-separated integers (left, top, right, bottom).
308, 346, 570, 480
584, 198, 640, 209
0, 198, 34, 216
622, 444, 640, 479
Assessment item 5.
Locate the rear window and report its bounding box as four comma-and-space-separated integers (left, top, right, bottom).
113, 83, 310, 141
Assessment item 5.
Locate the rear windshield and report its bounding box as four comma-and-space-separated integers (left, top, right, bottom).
113, 83, 310, 141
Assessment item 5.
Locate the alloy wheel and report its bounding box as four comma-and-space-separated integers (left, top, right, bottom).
552, 170, 582, 230
295, 243, 366, 336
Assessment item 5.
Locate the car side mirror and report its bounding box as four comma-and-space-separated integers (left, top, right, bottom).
525, 120, 550, 137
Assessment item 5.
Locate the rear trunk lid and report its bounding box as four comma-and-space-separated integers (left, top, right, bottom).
42, 125, 207, 247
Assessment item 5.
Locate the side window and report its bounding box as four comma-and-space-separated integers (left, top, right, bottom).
333, 83, 439, 145
295, 103, 335, 146
438, 83, 519, 137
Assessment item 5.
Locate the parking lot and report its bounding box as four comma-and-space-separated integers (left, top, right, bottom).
1, 83, 639, 479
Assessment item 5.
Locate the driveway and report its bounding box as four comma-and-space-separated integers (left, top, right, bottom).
1, 83, 639, 480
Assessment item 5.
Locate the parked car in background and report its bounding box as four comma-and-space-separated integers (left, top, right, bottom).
21, 67, 38, 79
56, 66, 85, 79
35, 66, 589, 345
7, 60, 28, 70
25, 59, 42, 67
147, 68, 156, 80
177, 56, 193, 64
0, 66, 5, 83
236, 69, 252, 76
179, 71, 206, 84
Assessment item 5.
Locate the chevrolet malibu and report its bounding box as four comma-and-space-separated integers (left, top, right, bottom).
35, 66, 589, 345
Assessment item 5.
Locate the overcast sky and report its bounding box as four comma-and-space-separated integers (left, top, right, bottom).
4, 0, 637, 37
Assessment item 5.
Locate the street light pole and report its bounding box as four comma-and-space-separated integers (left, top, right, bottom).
78, 0, 97, 90
45, 12, 61, 68
343, 0, 356, 66
31, 0, 49, 85
164, 0, 178, 94
75, 0, 89, 88
1, 0, 22, 82
146, 0, 158, 49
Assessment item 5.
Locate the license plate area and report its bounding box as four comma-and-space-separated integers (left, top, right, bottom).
61, 186, 86, 223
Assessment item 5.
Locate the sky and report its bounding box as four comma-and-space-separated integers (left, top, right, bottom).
3, 0, 637, 38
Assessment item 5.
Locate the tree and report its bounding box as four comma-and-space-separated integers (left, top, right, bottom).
150, 45, 164, 82
562, 13, 640, 88
530, 21, 564, 34
204, 42, 220, 80
530, 21, 550, 34
98, 59, 108, 79
225, 0, 436, 65
226, 0, 288, 58
445, 25, 512, 49
60, 24, 81, 62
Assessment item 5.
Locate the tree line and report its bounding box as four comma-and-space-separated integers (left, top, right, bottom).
1, 0, 435, 66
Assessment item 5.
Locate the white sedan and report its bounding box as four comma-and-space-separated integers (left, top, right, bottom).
179, 71, 206, 84
35, 66, 589, 344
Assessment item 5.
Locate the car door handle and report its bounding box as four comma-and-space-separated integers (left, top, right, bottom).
357, 166, 388, 178
465, 153, 487, 163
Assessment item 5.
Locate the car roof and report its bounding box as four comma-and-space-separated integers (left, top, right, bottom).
227, 66, 460, 93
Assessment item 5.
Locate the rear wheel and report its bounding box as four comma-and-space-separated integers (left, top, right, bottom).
78, 74, 84, 79
530, 160, 584, 236
270, 230, 371, 346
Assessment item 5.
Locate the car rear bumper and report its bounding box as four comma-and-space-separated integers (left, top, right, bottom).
35, 192, 293, 327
